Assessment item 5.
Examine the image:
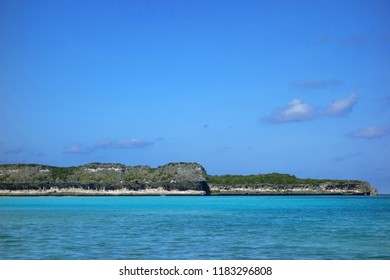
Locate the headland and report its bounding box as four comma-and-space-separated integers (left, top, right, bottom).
0, 162, 378, 196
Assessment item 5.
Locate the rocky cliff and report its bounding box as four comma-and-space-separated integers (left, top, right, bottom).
209, 182, 377, 196
0, 163, 378, 196
208, 173, 378, 196
0, 162, 209, 196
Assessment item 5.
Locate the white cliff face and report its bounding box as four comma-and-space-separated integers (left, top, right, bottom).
0, 187, 207, 196
209, 182, 377, 196
156, 163, 207, 182
84, 167, 123, 172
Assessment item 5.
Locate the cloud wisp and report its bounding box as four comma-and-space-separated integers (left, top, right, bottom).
316, 34, 367, 47
63, 144, 92, 154
290, 79, 343, 90
64, 138, 153, 154
325, 93, 358, 117
115, 139, 153, 149
264, 93, 359, 123
332, 151, 362, 162
384, 95, 390, 105
266, 99, 315, 123
349, 125, 390, 139
4, 148, 24, 155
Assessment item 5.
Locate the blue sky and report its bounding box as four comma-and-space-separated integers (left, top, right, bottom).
1, 0, 390, 193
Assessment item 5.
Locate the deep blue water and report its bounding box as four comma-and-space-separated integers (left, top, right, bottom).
0, 196, 389, 259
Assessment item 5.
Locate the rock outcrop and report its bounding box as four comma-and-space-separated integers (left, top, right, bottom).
0, 162, 378, 196
208, 173, 378, 196
0, 162, 209, 196
209, 182, 377, 196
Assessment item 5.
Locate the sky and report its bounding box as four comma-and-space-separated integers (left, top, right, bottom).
1, 0, 390, 193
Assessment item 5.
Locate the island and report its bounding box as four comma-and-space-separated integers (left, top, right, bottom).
0, 162, 378, 196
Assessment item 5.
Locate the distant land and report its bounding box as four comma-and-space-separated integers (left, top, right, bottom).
0, 162, 378, 196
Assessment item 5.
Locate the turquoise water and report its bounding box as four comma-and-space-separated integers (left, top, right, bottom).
0, 196, 389, 259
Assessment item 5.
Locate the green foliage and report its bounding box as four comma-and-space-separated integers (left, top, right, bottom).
207, 173, 297, 185
124, 175, 136, 182
0, 174, 10, 183
50, 166, 78, 181
207, 173, 363, 186
14, 164, 40, 167
0, 163, 364, 186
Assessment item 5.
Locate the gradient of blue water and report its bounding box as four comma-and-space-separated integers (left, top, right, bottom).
1, 196, 389, 259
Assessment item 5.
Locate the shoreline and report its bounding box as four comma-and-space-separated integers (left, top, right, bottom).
0, 162, 378, 196
0, 189, 376, 197
0, 188, 207, 196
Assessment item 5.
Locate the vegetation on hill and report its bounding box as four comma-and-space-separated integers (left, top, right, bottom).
0, 163, 376, 195
0, 162, 206, 184
207, 173, 363, 186
0, 163, 364, 186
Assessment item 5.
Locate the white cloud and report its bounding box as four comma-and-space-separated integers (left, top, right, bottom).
93, 138, 112, 149
4, 148, 23, 155
332, 151, 362, 162
325, 93, 358, 116
63, 144, 91, 154
268, 99, 315, 122
64, 138, 153, 155
290, 79, 343, 89
115, 139, 153, 149
316, 34, 367, 47
349, 125, 390, 139
384, 95, 390, 105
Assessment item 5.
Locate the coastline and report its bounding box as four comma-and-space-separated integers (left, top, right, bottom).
0, 187, 375, 196
0, 188, 207, 196
0, 162, 378, 196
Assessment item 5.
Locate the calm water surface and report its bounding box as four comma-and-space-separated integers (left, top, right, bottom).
0, 196, 389, 259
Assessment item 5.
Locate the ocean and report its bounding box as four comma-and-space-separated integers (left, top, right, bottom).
0, 196, 389, 260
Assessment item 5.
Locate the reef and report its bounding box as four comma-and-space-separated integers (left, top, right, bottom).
0, 162, 378, 196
